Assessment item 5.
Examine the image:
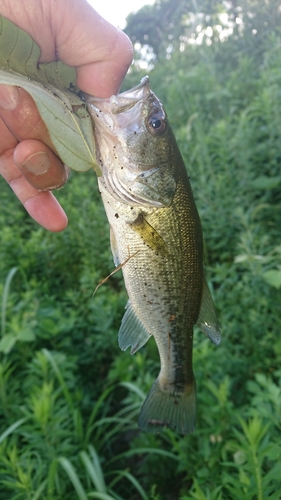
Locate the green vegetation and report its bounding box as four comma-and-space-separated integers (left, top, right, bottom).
0, 0, 281, 498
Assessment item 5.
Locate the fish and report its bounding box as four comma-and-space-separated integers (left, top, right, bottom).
85, 76, 221, 435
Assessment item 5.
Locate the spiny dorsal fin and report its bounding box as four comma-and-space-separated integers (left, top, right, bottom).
196, 278, 221, 346
119, 301, 151, 354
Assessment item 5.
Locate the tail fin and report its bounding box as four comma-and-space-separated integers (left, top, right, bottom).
138, 378, 196, 435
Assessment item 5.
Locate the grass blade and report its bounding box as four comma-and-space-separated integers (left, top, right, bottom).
58, 456, 87, 500
79, 446, 106, 493
109, 470, 149, 500
31, 479, 47, 500
107, 447, 178, 466
0, 417, 27, 444
88, 493, 118, 500
1, 267, 17, 337
42, 348, 74, 411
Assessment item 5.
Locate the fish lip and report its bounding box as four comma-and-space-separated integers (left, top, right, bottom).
81, 76, 151, 115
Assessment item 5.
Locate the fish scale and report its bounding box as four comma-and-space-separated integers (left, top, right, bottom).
86, 76, 221, 435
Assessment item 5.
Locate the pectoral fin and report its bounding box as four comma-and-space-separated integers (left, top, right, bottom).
129, 213, 169, 256
119, 300, 151, 354
196, 278, 221, 345
110, 226, 120, 266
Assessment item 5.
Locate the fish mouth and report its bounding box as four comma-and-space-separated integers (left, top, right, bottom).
82, 76, 151, 116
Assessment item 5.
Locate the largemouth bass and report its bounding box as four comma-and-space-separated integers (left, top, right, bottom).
86, 76, 221, 435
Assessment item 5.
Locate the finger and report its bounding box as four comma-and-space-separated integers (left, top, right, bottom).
0, 86, 69, 190
0, 149, 68, 232
0, 113, 18, 151
0, 0, 133, 97
58, 13, 133, 97
0, 85, 56, 150
53, 0, 134, 96
14, 139, 69, 190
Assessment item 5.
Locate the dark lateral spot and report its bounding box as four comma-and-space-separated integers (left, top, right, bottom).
173, 399, 179, 405
115, 213, 119, 219
168, 315, 176, 322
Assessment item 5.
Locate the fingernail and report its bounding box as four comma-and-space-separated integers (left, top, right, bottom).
21, 152, 51, 175
0, 84, 20, 110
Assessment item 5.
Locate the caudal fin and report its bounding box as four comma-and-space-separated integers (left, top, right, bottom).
138, 378, 196, 435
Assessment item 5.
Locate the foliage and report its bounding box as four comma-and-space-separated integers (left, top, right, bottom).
125, 0, 281, 63
1, 0, 281, 498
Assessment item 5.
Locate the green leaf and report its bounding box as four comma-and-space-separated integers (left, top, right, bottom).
110, 470, 149, 500
88, 493, 117, 500
0, 16, 99, 174
58, 457, 88, 500
16, 328, 36, 342
0, 417, 27, 444
1, 266, 17, 337
263, 270, 281, 289
0, 333, 16, 353
251, 175, 281, 190
79, 448, 106, 493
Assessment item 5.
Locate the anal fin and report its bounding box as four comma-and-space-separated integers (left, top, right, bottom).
119, 300, 151, 354
196, 278, 221, 346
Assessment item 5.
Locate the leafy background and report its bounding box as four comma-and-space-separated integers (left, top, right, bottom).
0, 0, 281, 498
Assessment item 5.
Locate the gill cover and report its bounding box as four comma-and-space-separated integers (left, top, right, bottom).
86, 77, 177, 208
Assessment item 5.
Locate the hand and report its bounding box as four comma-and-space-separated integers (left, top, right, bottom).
0, 0, 133, 231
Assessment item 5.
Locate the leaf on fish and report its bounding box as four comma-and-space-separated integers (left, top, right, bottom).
0, 16, 99, 174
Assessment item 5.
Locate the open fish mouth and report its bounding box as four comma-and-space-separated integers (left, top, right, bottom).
83, 76, 151, 118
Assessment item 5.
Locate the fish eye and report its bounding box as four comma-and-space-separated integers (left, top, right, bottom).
146, 113, 167, 136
